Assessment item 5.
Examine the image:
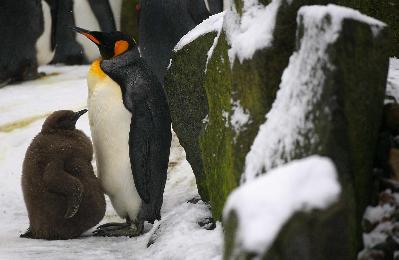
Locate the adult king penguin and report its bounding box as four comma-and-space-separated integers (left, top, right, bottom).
72, 27, 171, 237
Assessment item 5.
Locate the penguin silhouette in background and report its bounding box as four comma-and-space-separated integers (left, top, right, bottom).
0, 0, 54, 86
37, 0, 56, 65
51, 0, 122, 64
21, 110, 106, 240
72, 27, 171, 237
139, 0, 223, 84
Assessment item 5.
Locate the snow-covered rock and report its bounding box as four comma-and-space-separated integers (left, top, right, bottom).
223, 156, 340, 257
224, 4, 390, 260
166, 0, 322, 220
243, 4, 387, 182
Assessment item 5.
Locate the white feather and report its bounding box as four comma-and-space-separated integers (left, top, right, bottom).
109, 0, 123, 30
73, 0, 101, 62
36, 0, 54, 65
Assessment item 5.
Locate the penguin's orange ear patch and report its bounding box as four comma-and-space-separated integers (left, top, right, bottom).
114, 40, 129, 57
83, 33, 101, 45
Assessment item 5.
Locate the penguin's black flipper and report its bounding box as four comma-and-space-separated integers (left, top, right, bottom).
187, 0, 211, 25
43, 160, 84, 218
129, 96, 171, 222
129, 112, 152, 203
87, 0, 117, 32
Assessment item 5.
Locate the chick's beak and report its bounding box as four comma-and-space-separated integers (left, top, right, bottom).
73, 109, 88, 121
71, 26, 101, 45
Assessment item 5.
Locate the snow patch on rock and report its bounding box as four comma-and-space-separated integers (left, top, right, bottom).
224, 156, 340, 255
300, 5, 385, 37
219, 99, 251, 140
224, 0, 285, 64
230, 99, 251, 141
363, 204, 395, 225
173, 12, 225, 72
363, 222, 395, 249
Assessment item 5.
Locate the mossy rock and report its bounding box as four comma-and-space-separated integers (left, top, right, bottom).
199, 32, 234, 219
164, 32, 219, 201
335, 0, 399, 57
200, 0, 330, 220
223, 6, 390, 259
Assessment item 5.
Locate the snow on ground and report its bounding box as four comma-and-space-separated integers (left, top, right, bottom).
0, 66, 222, 260
224, 156, 340, 256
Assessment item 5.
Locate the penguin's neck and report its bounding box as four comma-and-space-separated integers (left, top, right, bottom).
87, 59, 107, 95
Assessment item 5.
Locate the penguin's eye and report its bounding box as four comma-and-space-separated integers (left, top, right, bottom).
114, 40, 129, 57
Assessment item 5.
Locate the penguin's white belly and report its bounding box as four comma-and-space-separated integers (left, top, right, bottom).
36, 0, 54, 65
74, 0, 101, 62
88, 75, 141, 220
109, 0, 123, 30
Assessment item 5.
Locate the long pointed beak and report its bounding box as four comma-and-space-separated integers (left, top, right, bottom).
70, 26, 101, 45
70, 26, 90, 34
73, 109, 88, 121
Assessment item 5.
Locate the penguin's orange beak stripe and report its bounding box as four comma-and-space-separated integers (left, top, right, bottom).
82, 33, 101, 45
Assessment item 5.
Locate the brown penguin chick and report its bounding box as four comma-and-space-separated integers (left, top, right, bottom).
21, 109, 106, 240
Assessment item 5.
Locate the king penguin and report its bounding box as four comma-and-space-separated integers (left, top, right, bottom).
0, 0, 55, 86
72, 27, 172, 237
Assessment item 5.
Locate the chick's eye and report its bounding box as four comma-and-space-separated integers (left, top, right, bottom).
114, 40, 129, 57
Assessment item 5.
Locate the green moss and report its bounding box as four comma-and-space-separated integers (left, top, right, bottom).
200, 33, 236, 220
234, 0, 244, 15
330, 18, 390, 241
335, 0, 399, 57
164, 32, 218, 201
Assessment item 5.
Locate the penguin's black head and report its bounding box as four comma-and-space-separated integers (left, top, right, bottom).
71, 27, 136, 60
42, 109, 88, 133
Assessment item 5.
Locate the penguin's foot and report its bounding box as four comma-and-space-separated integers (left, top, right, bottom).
20, 228, 33, 238
93, 221, 143, 237
96, 222, 130, 230
0, 79, 11, 88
